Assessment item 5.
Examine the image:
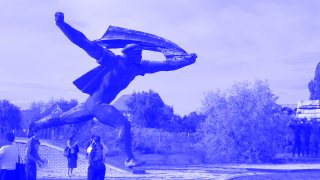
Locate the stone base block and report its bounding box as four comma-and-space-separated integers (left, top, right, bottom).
297, 100, 320, 108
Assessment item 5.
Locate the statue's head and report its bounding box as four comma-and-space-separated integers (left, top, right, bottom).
122, 44, 142, 64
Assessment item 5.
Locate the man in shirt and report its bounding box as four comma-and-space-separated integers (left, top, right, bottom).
310, 119, 320, 157
0, 132, 19, 180
26, 130, 45, 180
87, 136, 108, 180
287, 118, 302, 158
28, 12, 197, 167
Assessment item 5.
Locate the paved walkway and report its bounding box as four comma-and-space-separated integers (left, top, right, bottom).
37, 162, 320, 180
15, 137, 320, 179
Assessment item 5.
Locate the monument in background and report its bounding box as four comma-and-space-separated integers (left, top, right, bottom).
296, 63, 320, 119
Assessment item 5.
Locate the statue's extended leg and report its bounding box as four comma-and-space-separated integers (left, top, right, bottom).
86, 102, 134, 162
28, 102, 94, 137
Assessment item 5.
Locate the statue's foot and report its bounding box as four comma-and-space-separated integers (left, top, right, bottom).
27, 122, 35, 138
124, 158, 146, 167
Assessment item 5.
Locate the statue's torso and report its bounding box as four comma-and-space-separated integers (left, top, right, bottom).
88, 56, 148, 104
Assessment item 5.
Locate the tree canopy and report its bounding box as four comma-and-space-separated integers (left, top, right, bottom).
0, 100, 22, 133
126, 89, 167, 128
21, 97, 78, 128
126, 89, 206, 133
21, 97, 80, 138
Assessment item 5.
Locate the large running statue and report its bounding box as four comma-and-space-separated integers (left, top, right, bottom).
28, 12, 197, 167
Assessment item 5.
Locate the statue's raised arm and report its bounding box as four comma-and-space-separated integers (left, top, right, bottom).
55, 12, 116, 64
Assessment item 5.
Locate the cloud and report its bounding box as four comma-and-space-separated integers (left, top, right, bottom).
9, 100, 33, 110
3, 0, 320, 115
276, 52, 320, 66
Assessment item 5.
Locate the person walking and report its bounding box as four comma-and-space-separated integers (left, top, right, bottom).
87, 136, 108, 180
67, 134, 79, 177
26, 130, 45, 180
0, 132, 19, 180
287, 118, 302, 158
300, 118, 311, 157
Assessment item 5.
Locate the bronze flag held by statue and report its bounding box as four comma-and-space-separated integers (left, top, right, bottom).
94, 25, 189, 59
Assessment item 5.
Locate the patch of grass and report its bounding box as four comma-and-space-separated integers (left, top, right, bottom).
230, 172, 320, 180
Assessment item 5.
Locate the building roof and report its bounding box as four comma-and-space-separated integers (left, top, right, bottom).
112, 94, 132, 111
112, 93, 165, 111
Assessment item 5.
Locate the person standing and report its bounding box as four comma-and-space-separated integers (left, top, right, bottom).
0, 132, 19, 180
300, 118, 311, 157
287, 118, 302, 158
87, 136, 108, 180
26, 130, 45, 180
67, 134, 79, 177
310, 119, 320, 157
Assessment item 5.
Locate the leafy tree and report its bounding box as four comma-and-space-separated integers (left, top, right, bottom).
21, 97, 80, 139
199, 79, 287, 163
0, 100, 22, 134
21, 101, 45, 129
179, 112, 207, 134
126, 89, 167, 128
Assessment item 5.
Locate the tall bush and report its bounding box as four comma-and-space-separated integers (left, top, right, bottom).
200, 79, 288, 163
21, 97, 81, 139
0, 100, 22, 135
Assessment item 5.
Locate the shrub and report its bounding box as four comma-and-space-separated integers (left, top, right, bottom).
199, 79, 288, 163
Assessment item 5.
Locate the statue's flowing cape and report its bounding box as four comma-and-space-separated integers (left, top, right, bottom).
73, 60, 118, 95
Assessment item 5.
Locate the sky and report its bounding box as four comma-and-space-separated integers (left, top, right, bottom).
1, 0, 320, 116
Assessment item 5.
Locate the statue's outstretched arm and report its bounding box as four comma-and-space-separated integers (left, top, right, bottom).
55, 12, 116, 63
144, 53, 197, 74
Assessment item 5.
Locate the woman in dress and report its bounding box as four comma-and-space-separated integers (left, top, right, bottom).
67, 134, 79, 177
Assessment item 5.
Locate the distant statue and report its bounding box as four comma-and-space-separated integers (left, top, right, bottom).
309, 79, 316, 100
309, 62, 320, 100
28, 12, 197, 168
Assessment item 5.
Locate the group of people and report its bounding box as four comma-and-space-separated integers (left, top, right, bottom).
287, 117, 320, 158
65, 134, 108, 180
0, 131, 108, 180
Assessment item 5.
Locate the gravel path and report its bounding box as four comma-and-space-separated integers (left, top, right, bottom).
37, 168, 256, 180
